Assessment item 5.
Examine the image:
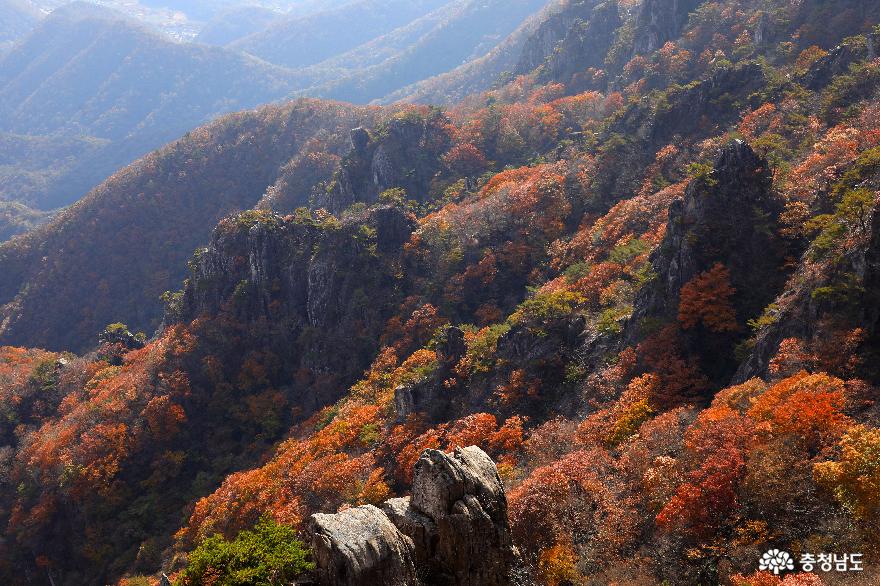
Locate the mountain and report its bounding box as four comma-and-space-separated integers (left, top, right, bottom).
294, 0, 548, 104
0, 2, 301, 210
0, 98, 394, 352
0, 0, 40, 49
385, 0, 566, 104
194, 5, 282, 46
230, 0, 451, 69
0, 0, 549, 219
3, 0, 880, 585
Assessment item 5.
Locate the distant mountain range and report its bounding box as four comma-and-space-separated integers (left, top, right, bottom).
230, 0, 451, 70
290, 0, 548, 103
0, 0, 549, 241
0, 0, 40, 49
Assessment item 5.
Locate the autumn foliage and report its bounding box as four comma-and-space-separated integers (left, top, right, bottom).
3, 5, 880, 585
678, 263, 739, 332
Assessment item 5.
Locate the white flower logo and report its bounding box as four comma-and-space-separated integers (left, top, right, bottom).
759, 549, 794, 575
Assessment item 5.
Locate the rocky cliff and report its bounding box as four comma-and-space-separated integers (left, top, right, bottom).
631, 0, 702, 56
630, 140, 785, 381
309, 446, 517, 586
516, 0, 621, 90
169, 205, 416, 408
322, 112, 451, 214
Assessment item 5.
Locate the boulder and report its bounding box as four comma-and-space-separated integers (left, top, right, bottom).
309, 446, 517, 585
310, 505, 418, 586
410, 447, 516, 586
381, 497, 436, 567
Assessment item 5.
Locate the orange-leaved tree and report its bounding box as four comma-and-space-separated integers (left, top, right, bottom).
678, 263, 739, 332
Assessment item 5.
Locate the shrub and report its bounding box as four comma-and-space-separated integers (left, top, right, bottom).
175, 517, 314, 586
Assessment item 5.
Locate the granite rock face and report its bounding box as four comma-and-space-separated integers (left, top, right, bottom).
516, 0, 621, 90
311, 505, 418, 586
322, 115, 451, 214
309, 446, 517, 586
632, 0, 702, 56
174, 206, 414, 327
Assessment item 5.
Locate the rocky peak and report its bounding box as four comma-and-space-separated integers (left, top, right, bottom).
323, 113, 451, 214
174, 207, 414, 325
629, 140, 784, 380
309, 446, 517, 586
350, 127, 371, 153
516, 0, 621, 89
634, 140, 780, 323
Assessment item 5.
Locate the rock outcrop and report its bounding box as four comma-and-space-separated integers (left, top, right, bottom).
632, 0, 702, 56
167, 205, 416, 409
322, 113, 451, 214
174, 206, 414, 326
394, 326, 467, 422
516, 0, 621, 89
594, 62, 767, 206
409, 447, 517, 586
632, 141, 782, 328
801, 31, 880, 92
311, 506, 418, 586
309, 446, 517, 586
629, 140, 785, 382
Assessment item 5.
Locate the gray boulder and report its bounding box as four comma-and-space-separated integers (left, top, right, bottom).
310, 505, 418, 586
309, 446, 517, 585
409, 447, 516, 586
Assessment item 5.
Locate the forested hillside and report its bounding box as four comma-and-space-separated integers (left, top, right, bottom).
290, 0, 548, 103
1, 0, 880, 585
0, 2, 300, 210
0, 0, 39, 49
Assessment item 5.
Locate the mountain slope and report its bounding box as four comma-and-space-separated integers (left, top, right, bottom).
230, 0, 450, 70
194, 5, 282, 46
295, 0, 548, 104
0, 0, 40, 48
2, 0, 880, 584
0, 2, 301, 210
0, 99, 390, 352
383, 0, 565, 104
